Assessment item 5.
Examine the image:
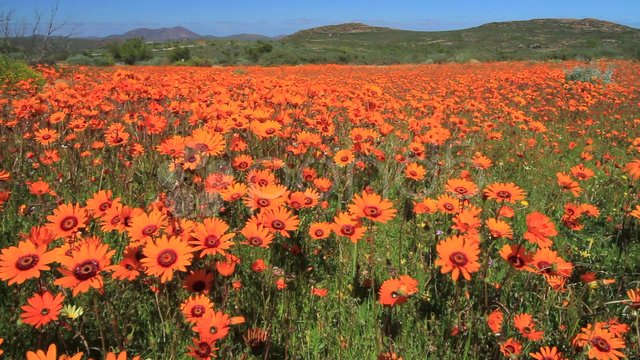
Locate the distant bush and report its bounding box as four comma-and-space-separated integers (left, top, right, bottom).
108, 37, 152, 65
565, 64, 613, 84
181, 56, 212, 67
66, 54, 114, 66
0, 55, 43, 86
168, 46, 191, 63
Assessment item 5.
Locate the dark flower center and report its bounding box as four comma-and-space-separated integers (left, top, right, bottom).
99, 202, 111, 211
443, 203, 455, 211
536, 261, 552, 273
507, 255, 525, 268
192, 280, 206, 293
204, 235, 220, 248
157, 250, 178, 267
195, 342, 211, 356
60, 216, 79, 231
591, 336, 611, 352
449, 252, 468, 266
257, 179, 268, 187
191, 305, 205, 317
340, 225, 355, 236
314, 229, 325, 237
455, 187, 468, 195
271, 220, 286, 230
257, 198, 270, 207
16, 254, 39, 271
496, 190, 511, 199
74, 260, 99, 280
142, 224, 157, 236
40, 307, 50, 315
249, 237, 263, 246
364, 206, 381, 218
110, 216, 121, 225
265, 128, 275, 135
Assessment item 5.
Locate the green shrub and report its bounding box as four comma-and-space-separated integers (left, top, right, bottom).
168, 46, 191, 63
565, 64, 613, 84
65, 54, 94, 65
108, 37, 152, 65
0, 55, 43, 86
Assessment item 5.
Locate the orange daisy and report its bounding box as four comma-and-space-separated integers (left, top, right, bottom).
20, 291, 64, 329
105, 351, 141, 360
485, 218, 513, 239
243, 184, 289, 212
499, 338, 522, 357
333, 149, 355, 166
194, 310, 231, 342
331, 212, 366, 243
109, 246, 142, 281
530, 346, 565, 360
54, 240, 115, 296
483, 182, 526, 203
524, 212, 557, 248
556, 172, 582, 197
220, 182, 248, 202
513, 313, 544, 341
348, 191, 397, 223
25, 343, 83, 360
378, 275, 418, 307
436, 194, 460, 214
445, 178, 479, 199
27, 180, 53, 196
486, 309, 503, 334
309, 222, 331, 240
405, 162, 426, 181
127, 210, 167, 245
435, 235, 480, 282
499, 244, 532, 270
183, 269, 215, 293
85, 189, 116, 218
240, 222, 274, 248
142, 235, 194, 283
576, 326, 626, 360
46, 203, 88, 239
529, 248, 573, 278
626, 288, 640, 308
0, 240, 57, 285
571, 164, 595, 181
181, 294, 214, 324
187, 337, 218, 360
33, 128, 59, 146
190, 217, 235, 256
623, 159, 640, 180
260, 206, 300, 237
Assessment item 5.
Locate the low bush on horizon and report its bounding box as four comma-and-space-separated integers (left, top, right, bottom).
0, 61, 639, 359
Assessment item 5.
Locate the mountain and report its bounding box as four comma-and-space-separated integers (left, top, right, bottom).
280, 18, 640, 62
106, 26, 202, 42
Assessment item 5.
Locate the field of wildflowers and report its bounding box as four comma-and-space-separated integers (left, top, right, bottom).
0, 61, 639, 359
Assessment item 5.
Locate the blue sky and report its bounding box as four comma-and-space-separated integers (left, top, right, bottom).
4, 0, 640, 37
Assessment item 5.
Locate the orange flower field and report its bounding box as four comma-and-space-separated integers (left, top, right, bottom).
0, 61, 640, 359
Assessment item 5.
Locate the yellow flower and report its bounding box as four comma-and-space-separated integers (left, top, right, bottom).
61, 304, 84, 320
520, 200, 529, 207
